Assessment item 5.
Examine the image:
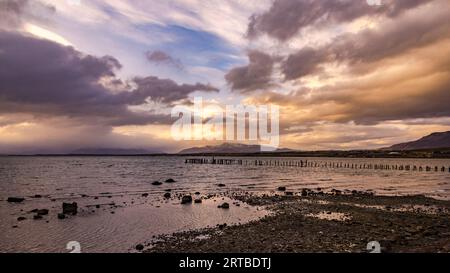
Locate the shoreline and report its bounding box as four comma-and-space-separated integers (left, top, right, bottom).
3, 147, 450, 159
144, 190, 450, 253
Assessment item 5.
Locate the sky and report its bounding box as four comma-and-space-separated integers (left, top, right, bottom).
0, 0, 449, 154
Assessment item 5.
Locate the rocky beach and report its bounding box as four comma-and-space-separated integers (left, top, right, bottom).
145, 189, 450, 253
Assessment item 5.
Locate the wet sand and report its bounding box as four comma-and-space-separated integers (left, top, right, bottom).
145, 190, 450, 253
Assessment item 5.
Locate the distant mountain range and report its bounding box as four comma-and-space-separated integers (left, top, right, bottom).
70, 148, 153, 155
67, 132, 450, 155
383, 131, 450, 151
178, 143, 293, 154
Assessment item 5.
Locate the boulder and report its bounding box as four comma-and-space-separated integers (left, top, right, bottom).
7, 197, 25, 203
165, 178, 176, 183
301, 189, 308, 196
62, 202, 78, 215
194, 199, 202, 204
17, 217, 26, 221
181, 195, 192, 204
141, 193, 149, 197
135, 244, 144, 251
164, 192, 171, 198
57, 213, 66, 220
218, 184, 226, 187
151, 181, 162, 186
33, 215, 43, 220
218, 202, 230, 209
277, 186, 286, 191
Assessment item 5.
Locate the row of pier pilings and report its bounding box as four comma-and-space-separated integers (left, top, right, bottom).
184, 158, 450, 172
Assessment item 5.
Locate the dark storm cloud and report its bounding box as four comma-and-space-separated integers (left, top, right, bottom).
145, 50, 184, 70
225, 50, 274, 92
0, 0, 55, 29
247, 0, 434, 41
129, 76, 218, 105
0, 31, 217, 126
282, 47, 328, 80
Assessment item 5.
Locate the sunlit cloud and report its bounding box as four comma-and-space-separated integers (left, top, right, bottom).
24, 23, 72, 46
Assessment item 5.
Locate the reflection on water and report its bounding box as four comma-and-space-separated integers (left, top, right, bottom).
0, 156, 449, 252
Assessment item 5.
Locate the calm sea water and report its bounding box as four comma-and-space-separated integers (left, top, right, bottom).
1, 156, 449, 253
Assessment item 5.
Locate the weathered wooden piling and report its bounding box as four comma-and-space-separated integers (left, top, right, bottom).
184, 158, 447, 175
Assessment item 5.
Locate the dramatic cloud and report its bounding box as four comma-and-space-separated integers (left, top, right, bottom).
225, 50, 274, 92
281, 4, 450, 81
2, 0, 450, 152
247, 0, 434, 41
0, 31, 217, 126
145, 50, 184, 70
247, 38, 450, 126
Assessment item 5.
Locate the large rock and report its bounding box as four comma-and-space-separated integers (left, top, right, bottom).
181, 195, 192, 204
135, 244, 144, 251
62, 202, 78, 215
7, 197, 25, 203
218, 202, 230, 209
165, 178, 176, 183
151, 181, 162, 186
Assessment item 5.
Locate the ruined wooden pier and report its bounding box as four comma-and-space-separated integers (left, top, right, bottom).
184, 158, 450, 172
